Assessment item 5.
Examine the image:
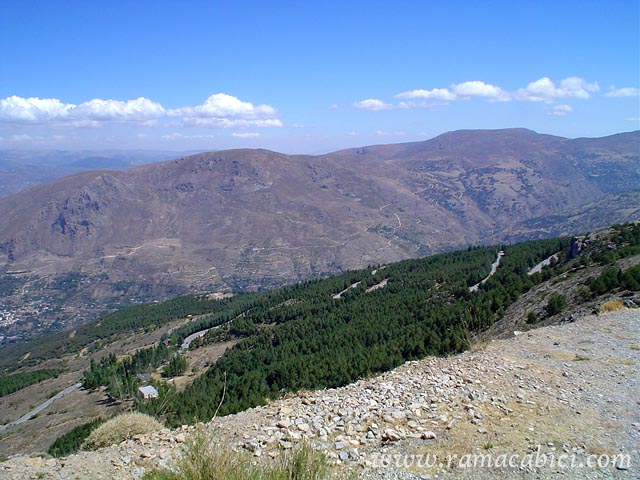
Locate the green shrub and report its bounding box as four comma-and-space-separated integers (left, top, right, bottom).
48, 418, 104, 457
586, 265, 640, 296
545, 294, 566, 316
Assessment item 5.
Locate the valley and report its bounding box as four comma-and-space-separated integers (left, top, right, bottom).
0, 129, 638, 342
0, 223, 637, 467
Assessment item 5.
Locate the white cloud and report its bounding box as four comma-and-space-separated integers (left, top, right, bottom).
516, 77, 599, 102
0, 96, 73, 123
0, 93, 281, 129
395, 88, 456, 101
395, 82, 510, 103
353, 98, 393, 111
517, 77, 557, 102
451, 81, 511, 102
0, 95, 164, 125
560, 76, 599, 97
72, 97, 164, 124
549, 104, 573, 116
232, 132, 261, 138
365, 76, 601, 111
605, 86, 640, 98
168, 93, 281, 128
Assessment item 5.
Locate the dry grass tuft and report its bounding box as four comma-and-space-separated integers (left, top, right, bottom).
82, 412, 164, 450
598, 300, 625, 314
143, 431, 335, 480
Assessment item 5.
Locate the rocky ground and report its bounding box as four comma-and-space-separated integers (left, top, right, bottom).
1, 308, 638, 479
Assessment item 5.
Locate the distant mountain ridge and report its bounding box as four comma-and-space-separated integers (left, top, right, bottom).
0, 128, 638, 337
0, 150, 199, 197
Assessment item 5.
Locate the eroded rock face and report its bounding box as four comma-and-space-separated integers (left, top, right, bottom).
2, 309, 638, 479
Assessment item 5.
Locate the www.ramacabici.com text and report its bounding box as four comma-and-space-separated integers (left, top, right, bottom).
369, 446, 631, 471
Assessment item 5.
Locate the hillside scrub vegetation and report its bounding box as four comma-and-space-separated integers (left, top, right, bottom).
545, 294, 567, 315
82, 345, 176, 400
82, 412, 164, 450
48, 418, 105, 457
40, 222, 640, 450
143, 432, 334, 480
585, 265, 640, 296
0, 368, 61, 397
599, 299, 626, 314
0, 293, 256, 372
136, 236, 575, 425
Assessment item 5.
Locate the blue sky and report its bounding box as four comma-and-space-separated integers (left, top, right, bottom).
0, 0, 638, 154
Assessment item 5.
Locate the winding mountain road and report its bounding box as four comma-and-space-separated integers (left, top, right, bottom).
181, 329, 213, 350
0, 382, 82, 433
469, 250, 505, 292
528, 253, 559, 276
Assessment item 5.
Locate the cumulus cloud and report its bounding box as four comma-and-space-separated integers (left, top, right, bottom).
353, 98, 393, 111
451, 81, 511, 101
396, 82, 509, 102
0, 96, 74, 123
357, 76, 602, 111
395, 88, 456, 101
0, 93, 281, 128
0, 95, 164, 125
168, 93, 281, 128
73, 98, 165, 124
549, 104, 573, 116
516, 77, 599, 102
604, 86, 640, 98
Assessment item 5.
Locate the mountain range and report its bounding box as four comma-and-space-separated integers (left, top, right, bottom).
0, 150, 197, 198
0, 128, 638, 339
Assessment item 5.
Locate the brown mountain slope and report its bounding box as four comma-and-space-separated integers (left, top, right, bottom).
0, 128, 638, 337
